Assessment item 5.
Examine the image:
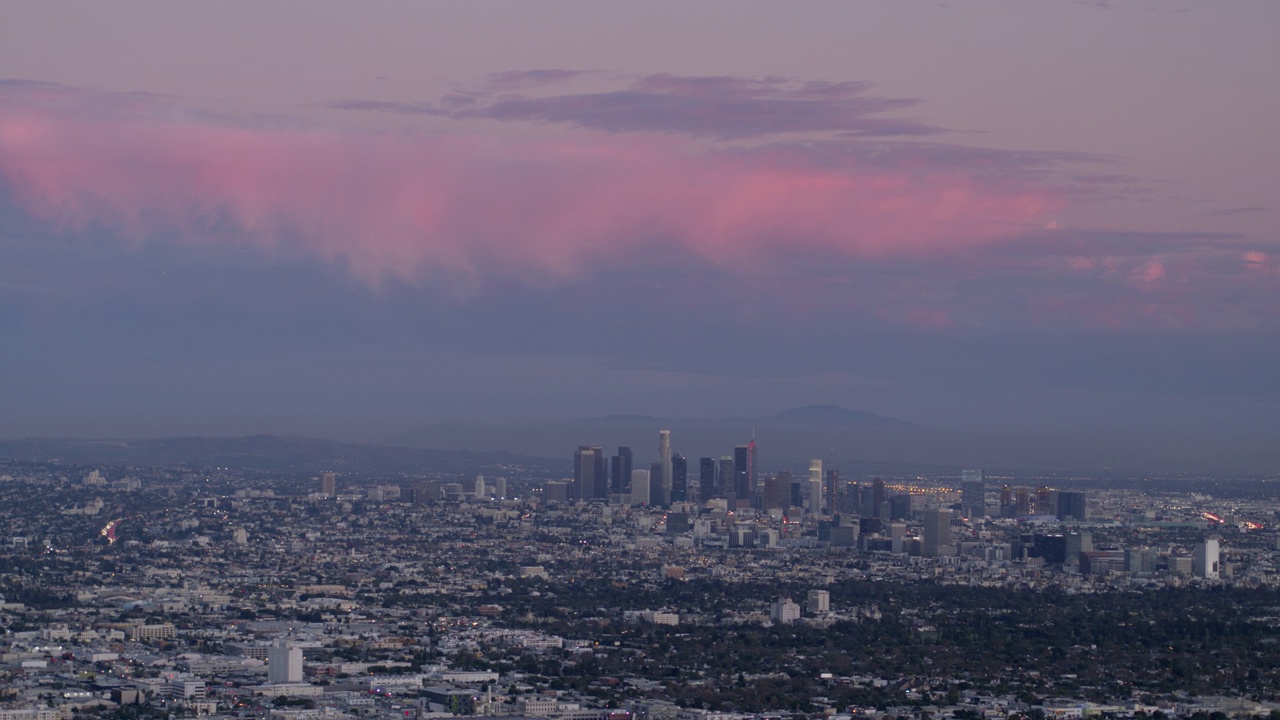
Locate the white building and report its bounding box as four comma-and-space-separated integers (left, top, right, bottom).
630, 469, 651, 507
1193, 538, 1221, 579
268, 639, 304, 684
808, 460, 823, 514
771, 597, 801, 624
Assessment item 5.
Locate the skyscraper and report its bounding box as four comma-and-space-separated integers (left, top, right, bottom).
699, 457, 719, 500
1015, 487, 1031, 515
630, 469, 651, 507
718, 456, 734, 501
808, 459, 824, 515
764, 472, 790, 511
1193, 538, 1220, 579
872, 478, 886, 518
922, 509, 951, 557
657, 430, 673, 507
649, 461, 664, 506
593, 448, 608, 500
733, 441, 755, 508
473, 475, 486, 500
611, 447, 633, 495
573, 446, 600, 501
320, 472, 336, 497
961, 469, 985, 518
1057, 491, 1087, 521
670, 454, 687, 503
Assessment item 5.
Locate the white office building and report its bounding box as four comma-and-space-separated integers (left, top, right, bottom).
268, 639, 303, 684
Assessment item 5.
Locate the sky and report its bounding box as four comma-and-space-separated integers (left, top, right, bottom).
1, 1, 1278, 446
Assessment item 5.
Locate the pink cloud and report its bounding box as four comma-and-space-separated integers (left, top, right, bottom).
0, 86, 1060, 288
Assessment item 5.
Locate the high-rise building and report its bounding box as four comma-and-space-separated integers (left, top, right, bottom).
1035, 487, 1055, 515
268, 639, 303, 684
718, 456, 734, 501
806, 589, 830, 614
1193, 539, 1220, 579
733, 441, 755, 507
1057, 491, 1087, 521
573, 446, 602, 501
922, 509, 951, 557
473, 475, 486, 500
630, 469, 651, 507
763, 472, 790, 511
807, 460, 824, 515
1065, 531, 1093, 566
888, 493, 912, 521
872, 478, 886, 518
593, 448, 608, 500
699, 457, 718, 500
999, 485, 1014, 517
654, 430, 672, 507
1015, 487, 1031, 515
961, 469, 984, 518
320, 472, 336, 497
671, 454, 688, 503
494, 477, 507, 500
825, 468, 839, 515
611, 447, 633, 495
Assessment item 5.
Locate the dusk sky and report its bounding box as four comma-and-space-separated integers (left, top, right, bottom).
2, 1, 1278, 444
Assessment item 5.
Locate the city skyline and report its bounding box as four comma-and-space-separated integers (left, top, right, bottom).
1, 2, 1277, 460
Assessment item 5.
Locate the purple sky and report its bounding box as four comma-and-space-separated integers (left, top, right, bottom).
1, 1, 1277, 443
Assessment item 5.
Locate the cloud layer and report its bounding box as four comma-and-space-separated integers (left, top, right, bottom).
0, 79, 1056, 289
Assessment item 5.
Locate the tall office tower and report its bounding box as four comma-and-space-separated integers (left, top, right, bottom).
648, 462, 664, 506
494, 477, 507, 501
888, 493, 912, 521
961, 469, 985, 518
656, 430, 673, 507
630, 469, 651, 507
999, 485, 1014, 517
671, 454, 688, 503
1193, 539, 1220, 579
764, 472, 790, 510
808, 459, 824, 515
699, 457, 719, 500
1015, 487, 1031, 515
790, 476, 805, 508
592, 447, 608, 500
320, 472, 336, 497
922, 509, 951, 557
1064, 530, 1093, 566
1056, 491, 1087, 521
573, 446, 599, 501
268, 639, 303, 684
826, 469, 839, 515
718, 456, 735, 501
872, 478, 886, 518
1035, 487, 1055, 515
611, 447, 633, 495
733, 441, 755, 507
474, 475, 486, 500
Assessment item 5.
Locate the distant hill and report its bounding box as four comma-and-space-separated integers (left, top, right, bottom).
762, 404, 916, 428
0, 435, 563, 476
